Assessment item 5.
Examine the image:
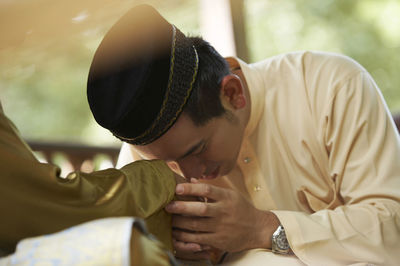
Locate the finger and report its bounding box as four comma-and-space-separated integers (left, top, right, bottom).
175, 249, 211, 261
191, 178, 215, 203
175, 183, 227, 201
172, 216, 214, 232
190, 177, 199, 183
173, 239, 211, 260
165, 201, 216, 217
173, 238, 202, 252
198, 196, 215, 203
200, 244, 213, 251
175, 194, 199, 202
172, 229, 212, 246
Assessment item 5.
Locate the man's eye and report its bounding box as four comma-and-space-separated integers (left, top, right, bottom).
194, 144, 206, 156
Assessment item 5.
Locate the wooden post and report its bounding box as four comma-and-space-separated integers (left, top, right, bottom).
199, 0, 249, 61
229, 0, 249, 62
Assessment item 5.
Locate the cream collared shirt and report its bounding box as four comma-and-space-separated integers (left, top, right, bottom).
118, 51, 400, 265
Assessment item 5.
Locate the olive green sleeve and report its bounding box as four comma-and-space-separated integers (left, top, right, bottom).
0, 103, 176, 253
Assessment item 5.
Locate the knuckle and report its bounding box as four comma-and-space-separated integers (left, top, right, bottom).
176, 241, 187, 250
203, 184, 212, 196
199, 203, 208, 216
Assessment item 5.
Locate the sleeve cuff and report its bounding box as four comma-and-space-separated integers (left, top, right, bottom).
271, 210, 309, 264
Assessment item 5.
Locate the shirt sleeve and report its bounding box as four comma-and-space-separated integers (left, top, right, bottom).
117, 142, 135, 168
0, 106, 176, 254
272, 71, 400, 265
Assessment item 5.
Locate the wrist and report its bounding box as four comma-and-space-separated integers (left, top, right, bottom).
254, 210, 280, 249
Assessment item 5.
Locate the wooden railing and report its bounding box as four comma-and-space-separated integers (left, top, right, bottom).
28, 141, 121, 177
27, 113, 399, 177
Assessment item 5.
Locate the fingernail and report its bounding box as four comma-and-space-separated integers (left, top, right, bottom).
176, 184, 184, 194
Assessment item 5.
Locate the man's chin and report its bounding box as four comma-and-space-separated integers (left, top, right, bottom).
222, 162, 236, 177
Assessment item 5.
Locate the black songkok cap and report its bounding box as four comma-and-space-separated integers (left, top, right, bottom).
87, 4, 199, 145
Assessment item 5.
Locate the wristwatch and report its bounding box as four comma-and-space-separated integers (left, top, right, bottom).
271, 225, 290, 254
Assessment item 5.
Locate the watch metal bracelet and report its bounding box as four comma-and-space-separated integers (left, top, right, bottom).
271, 225, 290, 255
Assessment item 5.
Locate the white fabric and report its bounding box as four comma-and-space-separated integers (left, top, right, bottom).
222, 249, 306, 266
117, 143, 134, 169
0, 217, 134, 266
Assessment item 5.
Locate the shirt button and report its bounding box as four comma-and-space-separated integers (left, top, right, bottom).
243, 157, 251, 164
65, 172, 77, 181
253, 185, 261, 192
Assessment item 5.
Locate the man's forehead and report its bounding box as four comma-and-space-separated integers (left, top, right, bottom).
133, 114, 203, 160
133, 145, 163, 160
134, 138, 199, 161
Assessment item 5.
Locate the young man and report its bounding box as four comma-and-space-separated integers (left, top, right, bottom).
87, 4, 400, 265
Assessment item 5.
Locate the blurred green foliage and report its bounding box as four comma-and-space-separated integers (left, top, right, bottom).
0, 0, 398, 145
246, 0, 400, 111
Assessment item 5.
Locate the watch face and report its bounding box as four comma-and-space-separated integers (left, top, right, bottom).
276, 231, 290, 250
274, 226, 290, 251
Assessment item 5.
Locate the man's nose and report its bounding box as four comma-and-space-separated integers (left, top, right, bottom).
176, 158, 206, 179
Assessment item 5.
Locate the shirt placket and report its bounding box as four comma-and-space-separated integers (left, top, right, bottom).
238, 138, 276, 211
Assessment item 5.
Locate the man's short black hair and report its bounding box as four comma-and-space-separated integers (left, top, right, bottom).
184, 37, 230, 126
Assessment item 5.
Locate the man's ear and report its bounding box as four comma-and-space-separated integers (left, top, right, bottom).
220, 74, 246, 109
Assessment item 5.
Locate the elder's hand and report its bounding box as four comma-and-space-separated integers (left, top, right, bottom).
165, 181, 280, 257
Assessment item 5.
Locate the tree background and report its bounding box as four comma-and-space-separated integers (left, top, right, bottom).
1, 0, 399, 146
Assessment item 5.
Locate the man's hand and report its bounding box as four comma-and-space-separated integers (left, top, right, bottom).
173, 173, 199, 202
171, 175, 217, 260
165, 180, 280, 259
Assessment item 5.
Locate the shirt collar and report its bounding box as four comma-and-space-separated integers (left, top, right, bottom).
225, 57, 265, 138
